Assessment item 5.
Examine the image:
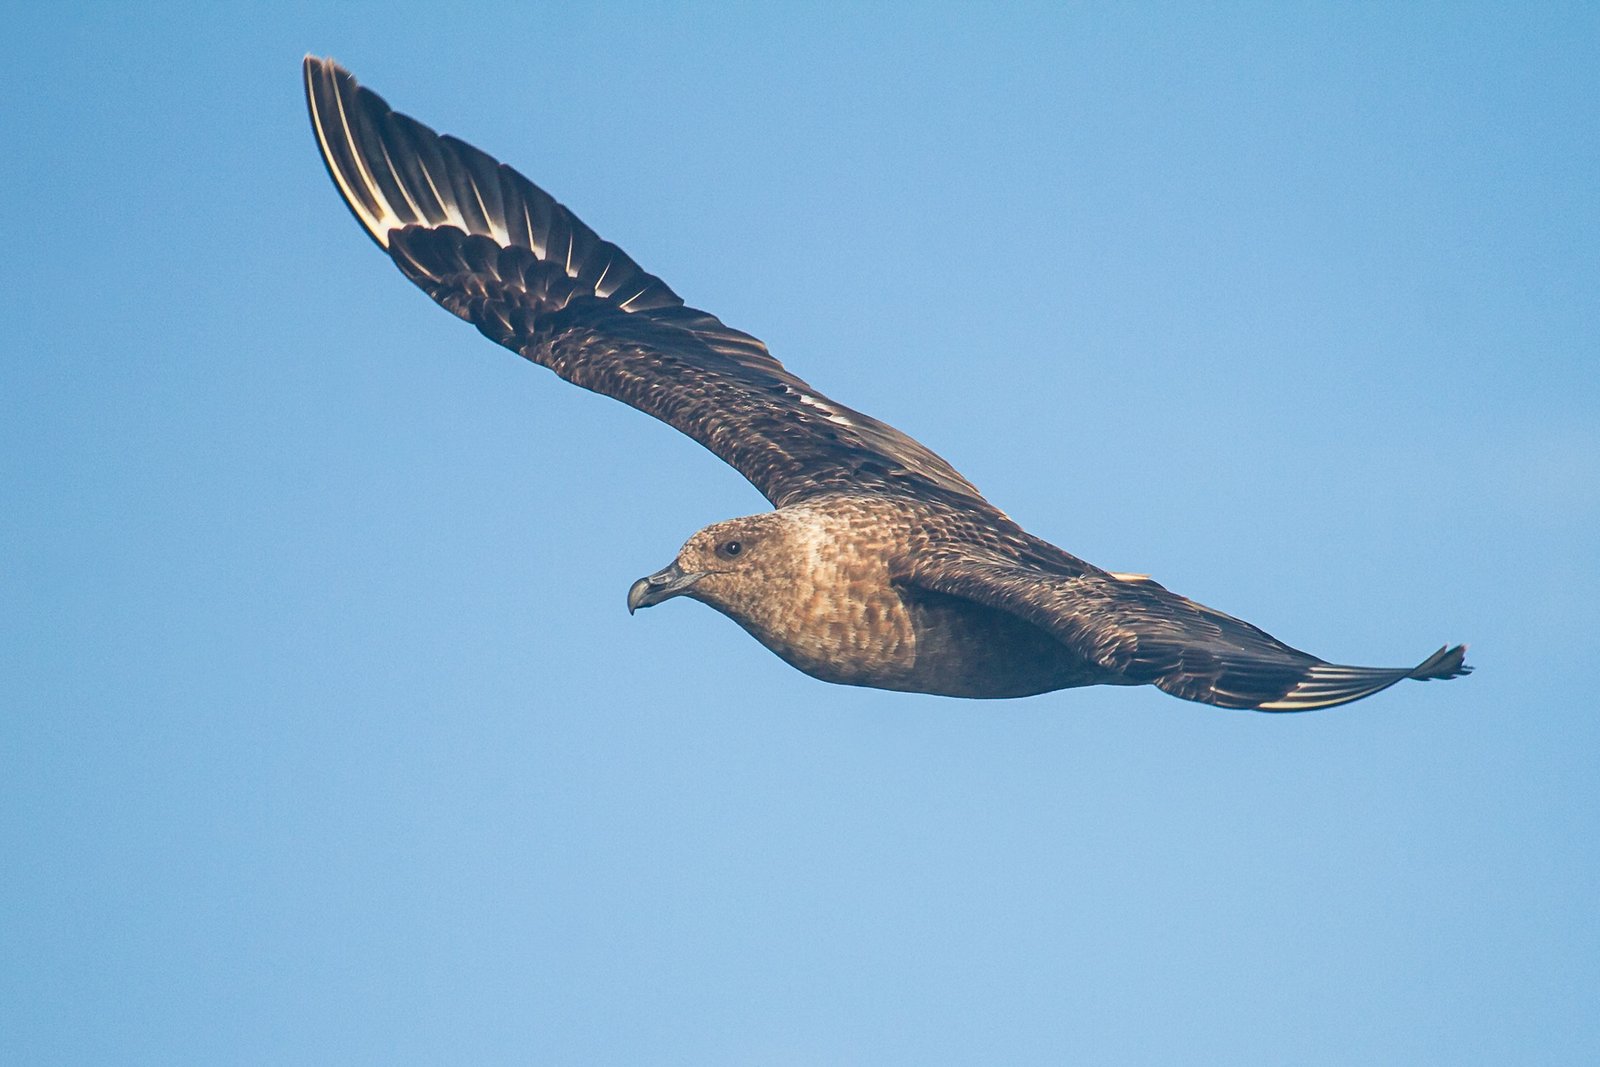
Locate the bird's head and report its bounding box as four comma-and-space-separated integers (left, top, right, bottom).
626, 511, 814, 618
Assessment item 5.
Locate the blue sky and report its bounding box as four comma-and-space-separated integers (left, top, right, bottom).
3, 3, 1596, 1063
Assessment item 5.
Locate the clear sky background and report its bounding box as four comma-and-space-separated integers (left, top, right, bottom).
3, 4, 1596, 1063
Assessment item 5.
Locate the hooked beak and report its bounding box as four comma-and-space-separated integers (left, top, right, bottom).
626, 560, 705, 614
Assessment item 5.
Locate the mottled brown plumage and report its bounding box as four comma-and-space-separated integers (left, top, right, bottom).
304, 56, 1470, 710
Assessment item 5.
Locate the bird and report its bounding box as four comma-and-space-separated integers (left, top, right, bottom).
303, 55, 1469, 711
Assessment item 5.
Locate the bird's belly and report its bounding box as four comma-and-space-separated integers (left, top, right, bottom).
891, 587, 1111, 698
733, 585, 1110, 700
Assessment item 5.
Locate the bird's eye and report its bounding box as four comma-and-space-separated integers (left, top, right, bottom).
719, 540, 743, 558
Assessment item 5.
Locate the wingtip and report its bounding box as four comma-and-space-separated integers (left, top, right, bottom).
303, 54, 341, 74
302, 55, 354, 99
1252, 642, 1471, 711
1409, 643, 1471, 681
302, 53, 400, 251
302, 54, 332, 83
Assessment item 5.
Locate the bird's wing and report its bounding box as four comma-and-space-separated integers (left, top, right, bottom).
304, 56, 986, 511
893, 551, 1469, 710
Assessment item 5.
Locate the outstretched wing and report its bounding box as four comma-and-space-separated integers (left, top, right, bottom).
895, 552, 1470, 711
303, 56, 985, 510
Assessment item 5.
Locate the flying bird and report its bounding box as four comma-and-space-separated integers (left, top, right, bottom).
303, 56, 1469, 711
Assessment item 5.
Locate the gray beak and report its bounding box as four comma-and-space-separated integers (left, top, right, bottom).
626, 560, 704, 614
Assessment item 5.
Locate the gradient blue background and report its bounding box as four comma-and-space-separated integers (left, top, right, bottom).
4, 4, 1596, 1063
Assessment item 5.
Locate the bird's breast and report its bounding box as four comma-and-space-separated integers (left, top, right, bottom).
732, 567, 921, 689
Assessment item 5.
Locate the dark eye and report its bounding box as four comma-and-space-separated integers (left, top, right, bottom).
718, 540, 742, 558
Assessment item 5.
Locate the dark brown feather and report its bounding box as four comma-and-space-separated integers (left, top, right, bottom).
304, 56, 984, 510
893, 551, 1470, 710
